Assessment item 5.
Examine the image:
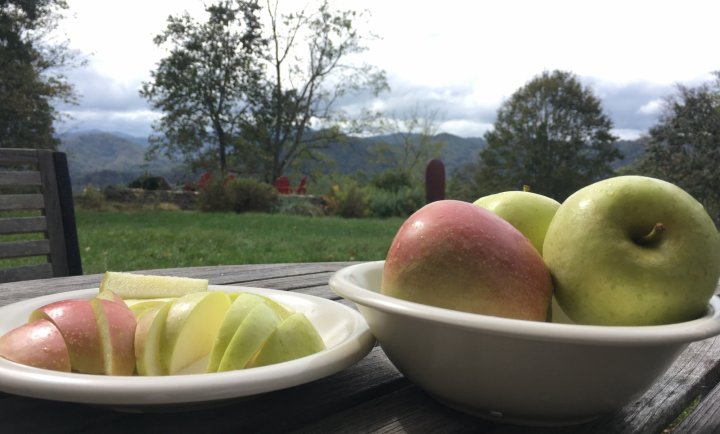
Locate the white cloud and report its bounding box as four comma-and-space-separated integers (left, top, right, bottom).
56, 0, 720, 138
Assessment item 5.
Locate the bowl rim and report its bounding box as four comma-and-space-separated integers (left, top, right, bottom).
329, 260, 720, 346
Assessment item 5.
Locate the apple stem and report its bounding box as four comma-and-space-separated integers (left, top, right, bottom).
523, 185, 531, 192
637, 223, 665, 246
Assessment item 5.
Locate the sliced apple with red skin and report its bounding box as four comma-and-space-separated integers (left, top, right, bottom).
0, 319, 71, 372
28, 299, 105, 374
162, 291, 231, 375
91, 298, 137, 375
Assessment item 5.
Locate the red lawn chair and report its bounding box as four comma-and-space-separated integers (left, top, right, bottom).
275, 176, 291, 194
296, 176, 307, 194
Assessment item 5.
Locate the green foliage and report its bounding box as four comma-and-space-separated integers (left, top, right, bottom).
198, 177, 278, 213
366, 186, 423, 218
323, 184, 369, 218
128, 174, 171, 191
225, 178, 278, 213
198, 178, 234, 212
475, 70, 621, 201
0, 0, 81, 149
75, 185, 106, 210
632, 72, 720, 224
371, 170, 412, 192
141, 0, 265, 175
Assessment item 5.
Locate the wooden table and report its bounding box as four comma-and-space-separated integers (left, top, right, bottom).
1, 262, 719, 433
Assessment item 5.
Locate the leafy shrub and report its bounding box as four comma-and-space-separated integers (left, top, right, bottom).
367, 186, 423, 218
76, 185, 106, 210
372, 170, 413, 192
323, 184, 369, 218
198, 178, 234, 212
128, 174, 171, 190
226, 178, 278, 213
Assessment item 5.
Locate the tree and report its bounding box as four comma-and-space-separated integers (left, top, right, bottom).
633, 72, 720, 224
141, 0, 265, 175
242, 0, 389, 183
143, 0, 388, 182
0, 0, 80, 149
366, 107, 446, 187
475, 70, 621, 201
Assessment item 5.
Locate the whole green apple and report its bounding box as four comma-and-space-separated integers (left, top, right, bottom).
382, 200, 553, 321
474, 190, 560, 254
543, 176, 720, 326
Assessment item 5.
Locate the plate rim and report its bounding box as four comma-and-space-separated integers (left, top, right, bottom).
0, 285, 375, 406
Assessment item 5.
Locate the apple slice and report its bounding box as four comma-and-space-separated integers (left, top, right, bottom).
134, 302, 172, 376
0, 319, 71, 372
91, 298, 137, 375
96, 289, 127, 306
126, 299, 172, 317
217, 303, 282, 372
99, 272, 208, 299
246, 313, 325, 368
29, 300, 105, 374
161, 291, 231, 375
207, 293, 294, 372
207, 293, 265, 372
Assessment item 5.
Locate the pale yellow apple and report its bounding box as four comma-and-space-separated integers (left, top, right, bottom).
161, 291, 231, 375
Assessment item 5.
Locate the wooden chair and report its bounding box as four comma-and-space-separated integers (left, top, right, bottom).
0, 149, 82, 282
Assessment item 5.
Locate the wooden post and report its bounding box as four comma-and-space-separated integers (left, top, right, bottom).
425, 159, 445, 204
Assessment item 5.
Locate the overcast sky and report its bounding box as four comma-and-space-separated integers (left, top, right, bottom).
55, 0, 720, 140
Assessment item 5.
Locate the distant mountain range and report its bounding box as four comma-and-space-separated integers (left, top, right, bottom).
58, 130, 645, 193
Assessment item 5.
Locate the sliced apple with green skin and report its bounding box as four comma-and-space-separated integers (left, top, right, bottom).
134, 302, 172, 376
127, 299, 172, 318
162, 291, 231, 375
28, 300, 105, 374
0, 319, 71, 372
207, 293, 293, 372
247, 313, 325, 368
99, 272, 208, 299
217, 303, 282, 372
207, 293, 265, 372
91, 298, 137, 375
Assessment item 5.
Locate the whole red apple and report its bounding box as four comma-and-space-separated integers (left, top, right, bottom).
381, 200, 552, 321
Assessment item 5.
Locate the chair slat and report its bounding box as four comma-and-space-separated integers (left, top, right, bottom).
0, 216, 47, 234
0, 263, 53, 283
0, 171, 42, 186
0, 194, 45, 211
0, 240, 51, 259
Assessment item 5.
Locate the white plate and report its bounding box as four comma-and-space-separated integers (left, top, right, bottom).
0, 285, 375, 409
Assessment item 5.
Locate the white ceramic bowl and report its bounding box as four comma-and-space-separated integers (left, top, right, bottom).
329, 261, 720, 426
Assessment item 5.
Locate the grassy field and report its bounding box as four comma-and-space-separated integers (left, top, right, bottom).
75, 210, 404, 274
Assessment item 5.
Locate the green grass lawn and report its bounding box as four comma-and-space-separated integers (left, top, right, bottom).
75, 210, 404, 274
